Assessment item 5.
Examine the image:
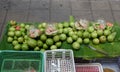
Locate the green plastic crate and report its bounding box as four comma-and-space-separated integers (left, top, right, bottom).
0, 50, 44, 72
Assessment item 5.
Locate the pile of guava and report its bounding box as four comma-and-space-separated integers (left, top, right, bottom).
7, 18, 116, 51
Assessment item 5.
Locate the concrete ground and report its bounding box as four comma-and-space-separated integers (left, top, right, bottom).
0, 0, 120, 38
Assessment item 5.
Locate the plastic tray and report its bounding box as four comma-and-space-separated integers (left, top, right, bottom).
75, 63, 103, 72
0, 50, 44, 72
93, 58, 120, 72
75, 57, 120, 72
44, 49, 76, 72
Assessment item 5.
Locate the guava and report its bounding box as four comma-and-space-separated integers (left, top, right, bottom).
50, 45, 57, 50
72, 35, 78, 41
14, 36, 17, 40
43, 44, 48, 49
37, 40, 43, 47
93, 38, 100, 44
72, 42, 80, 49
40, 34, 47, 41
24, 35, 29, 40
63, 22, 69, 28
12, 40, 18, 45
22, 43, 29, 51
99, 36, 106, 43
10, 20, 16, 26
46, 38, 54, 46
23, 40, 27, 44
8, 31, 14, 37
20, 23, 25, 28
77, 31, 83, 37
107, 35, 114, 42
88, 26, 94, 33
22, 32, 25, 36
83, 38, 90, 44
107, 32, 116, 42
9, 27, 15, 31
53, 35, 60, 42
20, 28, 25, 32
97, 29, 103, 36
34, 47, 40, 51
38, 24, 42, 29
14, 44, 21, 50
104, 30, 111, 36
68, 28, 73, 31
40, 49, 45, 52
15, 31, 22, 37
42, 22, 47, 28
25, 25, 30, 29
83, 31, 90, 38
91, 32, 98, 38
55, 41, 62, 47
67, 37, 73, 43
57, 23, 63, 29
60, 34, 67, 41
58, 28, 63, 34
27, 38, 37, 48
63, 28, 69, 34
70, 22, 74, 27
77, 38, 82, 44
18, 37, 24, 43
74, 31, 77, 35
40, 28, 45, 32
7, 37, 13, 42
68, 31, 74, 37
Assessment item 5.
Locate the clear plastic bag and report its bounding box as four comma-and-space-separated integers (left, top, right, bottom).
45, 24, 57, 35
75, 19, 89, 30
27, 25, 41, 38
93, 19, 106, 30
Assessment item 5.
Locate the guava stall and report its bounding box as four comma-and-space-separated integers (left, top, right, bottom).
1, 16, 120, 59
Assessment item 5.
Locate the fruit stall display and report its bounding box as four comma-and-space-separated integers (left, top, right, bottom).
0, 16, 120, 59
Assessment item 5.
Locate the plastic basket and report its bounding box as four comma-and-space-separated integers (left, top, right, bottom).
44, 49, 76, 72
75, 63, 103, 72
0, 50, 44, 72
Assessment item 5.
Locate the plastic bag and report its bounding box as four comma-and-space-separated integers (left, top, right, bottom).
45, 24, 57, 35
75, 19, 89, 30
27, 25, 41, 38
93, 19, 106, 30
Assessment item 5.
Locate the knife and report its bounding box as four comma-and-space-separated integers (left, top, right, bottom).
86, 45, 109, 56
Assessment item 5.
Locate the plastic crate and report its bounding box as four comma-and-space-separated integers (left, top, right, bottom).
93, 57, 120, 72
0, 50, 44, 72
44, 49, 76, 72
75, 63, 103, 72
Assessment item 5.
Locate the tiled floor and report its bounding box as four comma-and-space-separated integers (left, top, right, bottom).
0, 0, 120, 38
